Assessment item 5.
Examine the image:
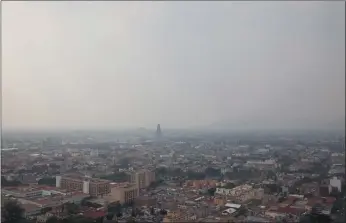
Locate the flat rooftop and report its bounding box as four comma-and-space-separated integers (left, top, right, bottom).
2, 186, 42, 193
2, 185, 68, 194
61, 174, 111, 183
24, 191, 89, 205
110, 182, 137, 189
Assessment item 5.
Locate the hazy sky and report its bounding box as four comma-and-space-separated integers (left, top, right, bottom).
3, 2, 345, 130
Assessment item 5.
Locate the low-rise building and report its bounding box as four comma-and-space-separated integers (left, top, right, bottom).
2, 187, 43, 199
185, 180, 217, 189
134, 196, 157, 207
105, 183, 138, 204
56, 174, 111, 197
216, 184, 253, 196
21, 203, 42, 217
214, 197, 226, 206
18, 191, 89, 209
163, 209, 189, 223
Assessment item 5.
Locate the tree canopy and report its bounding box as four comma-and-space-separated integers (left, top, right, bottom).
1, 200, 25, 223
38, 177, 56, 186
100, 172, 129, 182
1, 176, 23, 187
64, 202, 80, 215
107, 201, 122, 214
205, 167, 221, 177
46, 216, 59, 223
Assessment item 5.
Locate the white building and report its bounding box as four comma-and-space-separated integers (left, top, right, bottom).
330, 176, 342, 192
216, 188, 233, 196
245, 159, 278, 169
83, 180, 90, 194
222, 208, 237, 215
56, 176, 61, 188
225, 203, 241, 209
216, 184, 253, 196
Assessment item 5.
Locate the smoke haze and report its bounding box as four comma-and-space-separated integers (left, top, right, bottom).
2, 2, 345, 131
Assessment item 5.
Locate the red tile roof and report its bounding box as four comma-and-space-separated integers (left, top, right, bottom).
83, 210, 106, 219
307, 198, 322, 207
21, 203, 41, 212
323, 197, 336, 204
275, 207, 305, 216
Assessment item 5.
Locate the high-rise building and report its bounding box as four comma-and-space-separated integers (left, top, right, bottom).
56, 174, 111, 197
60, 151, 72, 173
130, 169, 155, 189
156, 124, 162, 138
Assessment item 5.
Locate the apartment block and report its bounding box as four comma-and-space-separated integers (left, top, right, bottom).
56, 174, 111, 197
130, 169, 155, 189
105, 183, 138, 204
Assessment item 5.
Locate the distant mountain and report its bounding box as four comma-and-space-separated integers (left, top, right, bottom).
207, 117, 345, 132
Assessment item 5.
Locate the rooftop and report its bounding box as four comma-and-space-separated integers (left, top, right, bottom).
20, 203, 41, 212
110, 182, 137, 189
61, 174, 111, 184
269, 206, 306, 215
2, 186, 42, 193
35, 185, 68, 193
2, 185, 68, 194
225, 203, 241, 209
83, 210, 106, 219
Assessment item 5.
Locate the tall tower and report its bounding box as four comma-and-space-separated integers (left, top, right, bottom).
60, 149, 71, 173
156, 124, 162, 138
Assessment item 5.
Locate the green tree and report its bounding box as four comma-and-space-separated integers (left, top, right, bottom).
149, 180, 164, 188
107, 201, 122, 214
126, 217, 136, 223
150, 207, 155, 215
100, 172, 130, 183
1, 176, 23, 187
235, 206, 247, 217
159, 209, 167, 215
224, 182, 235, 189
131, 208, 136, 217
40, 206, 52, 214
205, 167, 221, 177
64, 202, 79, 215
1, 200, 25, 223
80, 196, 92, 206
171, 168, 183, 177
207, 187, 216, 196
106, 213, 114, 220
118, 158, 131, 168
38, 177, 56, 186
187, 171, 205, 180
155, 167, 167, 176
64, 216, 94, 223
46, 216, 59, 223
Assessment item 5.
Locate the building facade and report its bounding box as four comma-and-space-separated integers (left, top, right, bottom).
56, 174, 111, 197
330, 176, 342, 192
130, 169, 155, 189
105, 183, 138, 204
2, 187, 42, 199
